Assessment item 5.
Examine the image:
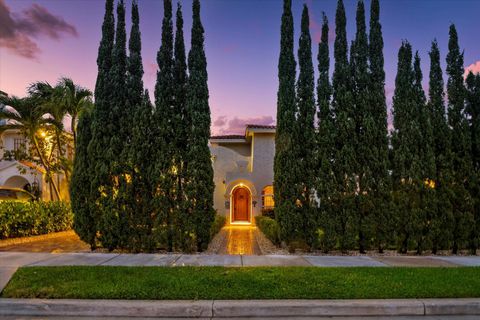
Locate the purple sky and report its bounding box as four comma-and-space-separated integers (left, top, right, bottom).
1, 0, 479, 135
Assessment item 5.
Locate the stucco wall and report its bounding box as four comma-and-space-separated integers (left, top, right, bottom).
210, 131, 275, 224
0, 132, 68, 201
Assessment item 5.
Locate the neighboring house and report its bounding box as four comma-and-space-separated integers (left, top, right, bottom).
210, 124, 275, 225
0, 112, 71, 200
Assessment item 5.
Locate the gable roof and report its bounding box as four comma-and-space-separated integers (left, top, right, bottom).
210, 124, 276, 140
210, 134, 245, 140
245, 124, 276, 130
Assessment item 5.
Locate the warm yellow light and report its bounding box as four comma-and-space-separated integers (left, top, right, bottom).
39, 130, 47, 138
424, 179, 436, 189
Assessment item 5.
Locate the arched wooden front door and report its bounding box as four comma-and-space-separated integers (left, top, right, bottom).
232, 186, 250, 222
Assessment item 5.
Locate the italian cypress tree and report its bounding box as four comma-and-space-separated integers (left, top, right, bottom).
332, 0, 356, 251
351, 0, 371, 253
294, 4, 316, 247
446, 24, 474, 254
316, 13, 336, 252
391, 41, 422, 253
368, 0, 391, 253
125, 0, 147, 251
173, 3, 190, 250
413, 52, 436, 254
129, 90, 156, 251
98, 0, 129, 249
274, 0, 297, 244
85, 0, 115, 249
184, 0, 215, 251
465, 72, 480, 253
428, 40, 454, 253
154, 0, 175, 251
71, 108, 95, 249
127, 0, 144, 109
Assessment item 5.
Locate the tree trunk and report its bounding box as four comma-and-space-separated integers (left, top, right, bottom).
56, 129, 70, 184
71, 114, 77, 149
32, 135, 61, 200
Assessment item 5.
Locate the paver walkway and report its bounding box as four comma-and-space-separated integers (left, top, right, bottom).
216, 226, 261, 255
0, 230, 90, 253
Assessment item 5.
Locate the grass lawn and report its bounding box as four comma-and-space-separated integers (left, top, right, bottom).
2, 266, 480, 300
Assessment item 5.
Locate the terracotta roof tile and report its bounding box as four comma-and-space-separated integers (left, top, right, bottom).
245, 124, 276, 129
210, 134, 245, 140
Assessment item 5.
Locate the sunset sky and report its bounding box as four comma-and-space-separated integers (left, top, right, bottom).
1, 0, 479, 135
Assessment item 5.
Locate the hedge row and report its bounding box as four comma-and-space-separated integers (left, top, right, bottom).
255, 216, 280, 245
0, 201, 73, 240
210, 215, 226, 239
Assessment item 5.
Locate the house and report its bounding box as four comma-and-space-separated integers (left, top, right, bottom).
0, 119, 275, 211
210, 124, 275, 225
0, 102, 71, 201
0, 127, 71, 201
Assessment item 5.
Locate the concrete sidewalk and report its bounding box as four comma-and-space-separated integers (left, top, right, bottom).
2, 251, 480, 268
1, 298, 480, 318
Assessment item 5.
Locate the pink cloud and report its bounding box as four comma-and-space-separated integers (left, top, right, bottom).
144, 61, 157, 80
213, 115, 227, 127
0, 0, 78, 60
213, 115, 275, 135
465, 60, 480, 78
306, 0, 334, 44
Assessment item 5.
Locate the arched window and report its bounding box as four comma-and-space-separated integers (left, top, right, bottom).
262, 185, 274, 209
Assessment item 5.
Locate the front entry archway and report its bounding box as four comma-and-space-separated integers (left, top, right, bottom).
231, 186, 251, 223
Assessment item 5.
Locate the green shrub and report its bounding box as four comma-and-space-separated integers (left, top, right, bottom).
210, 214, 226, 238
256, 215, 280, 245
261, 208, 275, 219
0, 201, 73, 239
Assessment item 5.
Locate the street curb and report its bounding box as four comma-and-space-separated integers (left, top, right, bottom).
0, 298, 479, 318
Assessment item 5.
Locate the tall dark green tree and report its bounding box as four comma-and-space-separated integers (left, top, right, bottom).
332, 0, 356, 251
368, 0, 391, 253
465, 72, 480, 253
173, 2, 190, 250
293, 4, 316, 247
129, 90, 156, 251
127, 0, 144, 109
316, 13, 336, 252
446, 24, 474, 254
154, 0, 175, 251
351, 0, 370, 253
184, 0, 215, 251
391, 41, 422, 253
274, 0, 297, 244
71, 108, 95, 249
98, 0, 128, 250
413, 52, 436, 254
428, 40, 454, 253
125, 0, 147, 251
84, 0, 115, 249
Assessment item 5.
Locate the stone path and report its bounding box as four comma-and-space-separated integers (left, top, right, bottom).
214, 226, 261, 255
0, 230, 90, 253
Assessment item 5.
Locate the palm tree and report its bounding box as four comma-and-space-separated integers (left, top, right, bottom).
56, 78, 93, 147
0, 95, 62, 200
29, 81, 70, 183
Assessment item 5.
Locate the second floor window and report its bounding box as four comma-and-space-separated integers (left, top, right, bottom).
14, 138, 26, 152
